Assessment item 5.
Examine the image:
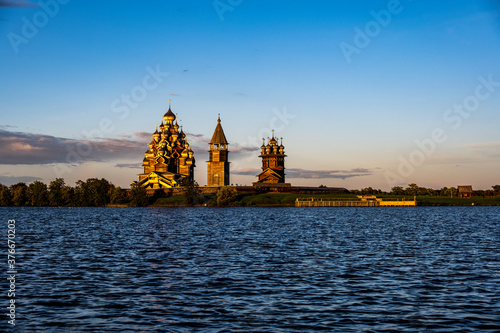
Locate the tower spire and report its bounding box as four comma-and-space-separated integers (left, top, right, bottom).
210, 115, 228, 145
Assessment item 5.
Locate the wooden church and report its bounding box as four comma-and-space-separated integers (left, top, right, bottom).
253, 130, 291, 190
134, 103, 195, 189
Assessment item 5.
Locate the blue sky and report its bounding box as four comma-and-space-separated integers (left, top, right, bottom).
1, 0, 499, 190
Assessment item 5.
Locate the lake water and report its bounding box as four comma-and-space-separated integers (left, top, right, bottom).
1, 207, 499, 332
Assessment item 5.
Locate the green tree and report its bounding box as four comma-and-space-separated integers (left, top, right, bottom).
416, 186, 428, 196
445, 187, 458, 197
493, 185, 500, 196
425, 187, 437, 196
360, 187, 374, 195
216, 186, 237, 206
129, 184, 149, 207
484, 189, 494, 196
61, 185, 76, 206
182, 178, 200, 206
390, 186, 405, 195
49, 178, 66, 206
10, 182, 28, 206
405, 183, 419, 196
474, 190, 485, 197
27, 180, 49, 206
75, 178, 111, 206
0, 184, 12, 206
439, 187, 448, 196
109, 185, 126, 204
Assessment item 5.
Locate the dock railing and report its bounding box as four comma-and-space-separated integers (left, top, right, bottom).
295, 197, 417, 207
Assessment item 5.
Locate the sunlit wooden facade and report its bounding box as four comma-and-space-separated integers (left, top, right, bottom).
134, 103, 195, 189
254, 131, 287, 184
207, 115, 230, 186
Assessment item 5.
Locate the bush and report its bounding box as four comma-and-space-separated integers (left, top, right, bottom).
182, 178, 200, 206
129, 184, 149, 207
216, 186, 237, 206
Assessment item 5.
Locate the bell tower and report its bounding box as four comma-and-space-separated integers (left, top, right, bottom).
207, 114, 230, 186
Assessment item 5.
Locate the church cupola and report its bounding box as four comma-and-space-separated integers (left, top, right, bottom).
163, 101, 176, 124
279, 137, 285, 154
153, 125, 160, 141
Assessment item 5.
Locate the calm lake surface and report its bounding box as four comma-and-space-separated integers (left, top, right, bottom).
2, 207, 499, 332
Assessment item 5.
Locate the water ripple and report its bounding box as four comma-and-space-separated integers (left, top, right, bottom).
2, 206, 499, 332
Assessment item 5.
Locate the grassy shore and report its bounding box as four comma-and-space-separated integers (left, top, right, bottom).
151, 193, 500, 207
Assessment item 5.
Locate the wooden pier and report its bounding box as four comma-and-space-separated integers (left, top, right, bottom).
295, 196, 417, 207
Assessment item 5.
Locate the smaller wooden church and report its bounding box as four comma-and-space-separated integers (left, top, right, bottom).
253, 131, 291, 190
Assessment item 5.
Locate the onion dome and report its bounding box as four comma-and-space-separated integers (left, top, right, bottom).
266, 143, 271, 154
163, 107, 176, 123
269, 129, 277, 145
153, 125, 160, 139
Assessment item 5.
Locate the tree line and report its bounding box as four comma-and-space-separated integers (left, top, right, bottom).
0, 178, 149, 207
350, 183, 500, 197
0, 177, 231, 207
2, 178, 499, 207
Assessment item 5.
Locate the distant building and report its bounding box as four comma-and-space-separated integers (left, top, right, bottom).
254, 131, 289, 187
458, 185, 473, 198
134, 103, 195, 189
207, 115, 230, 186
